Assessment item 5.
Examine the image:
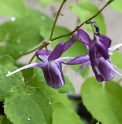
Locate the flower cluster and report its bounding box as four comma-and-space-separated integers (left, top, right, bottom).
6, 28, 122, 88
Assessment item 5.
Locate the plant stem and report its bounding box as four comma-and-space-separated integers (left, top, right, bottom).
14, 45, 42, 59
28, 41, 51, 64
49, 0, 67, 40
28, 54, 36, 64
51, 0, 114, 41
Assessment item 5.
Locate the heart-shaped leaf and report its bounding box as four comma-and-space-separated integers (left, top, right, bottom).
4, 86, 53, 124
81, 77, 122, 124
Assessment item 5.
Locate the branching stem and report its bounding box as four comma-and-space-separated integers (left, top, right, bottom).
49, 0, 67, 40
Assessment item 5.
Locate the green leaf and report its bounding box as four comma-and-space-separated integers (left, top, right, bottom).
38, 0, 62, 6
0, 8, 53, 58
0, 0, 27, 16
70, 0, 106, 34
38, 0, 53, 6
4, 86, 53, 124
108, 0, 122, 13
0, 115, 3, 124
81, 77, 122, 124
52, 102, 82, 124
58, 75, 75, 93
31, 76, 72, 108
110, 51, 122, 69
40, 24, 89, 77
22, 68, 34, 83
0, 55, 24, 100
2, 116, 13, 124
34, 68, 46, 84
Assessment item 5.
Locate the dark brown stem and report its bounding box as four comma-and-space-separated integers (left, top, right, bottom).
49, 0, 67, 40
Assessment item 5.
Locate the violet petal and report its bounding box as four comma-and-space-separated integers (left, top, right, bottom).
63, 37, 77, 52
76, 29, 92, 50
97, 34, 112, 48
89, 41, 97, 67
36, 50, 51, 61
96, 40, 109, 59
48, 42, 64, 61
105, 59, 122, 76
92, 66, 104, 82
66, 55, 90, 65
56, 57, 74, 63
76, 61, 91, 76
43, 61, 65, 88
98, 57, 114, 81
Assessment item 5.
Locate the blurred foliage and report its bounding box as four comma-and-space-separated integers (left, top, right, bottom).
38, 0, 62, 6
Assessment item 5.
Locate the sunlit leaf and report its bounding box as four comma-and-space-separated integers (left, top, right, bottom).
0, 0, 27, 16
38, 0, 62, 6
81, 77, 122, 124
38, 0, 53, 6
70, 0, 106, 34
52, 102, 82, 124
107, 0, 122, 13
4, 86, 53, 124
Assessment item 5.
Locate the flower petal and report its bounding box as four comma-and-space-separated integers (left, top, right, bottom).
96, 34, 112, 59
76, 61, 91, 76
92, 66, 104, 82
89, 41, 97, 67
98, 57, 114, 81
63, 37, 77, 52
76, 29, 92, 50
96, 40, 109, 59
97, 34, 112, 48
66, 55, 89, 65
42, 61, 65, 88
56, 57, 74, 63
48, 42, 64, 61
105, 59, 122, 76
36, 50, 51, 61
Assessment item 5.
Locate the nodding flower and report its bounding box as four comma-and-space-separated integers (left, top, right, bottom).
6, 37, 77, 89
66, 29, 122, 82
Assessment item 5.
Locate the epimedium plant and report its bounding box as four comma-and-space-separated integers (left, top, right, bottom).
0, 0, 122, 124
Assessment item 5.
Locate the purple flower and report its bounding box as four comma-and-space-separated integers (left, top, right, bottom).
6, 41, 75, 89
67, 29, 122, 82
